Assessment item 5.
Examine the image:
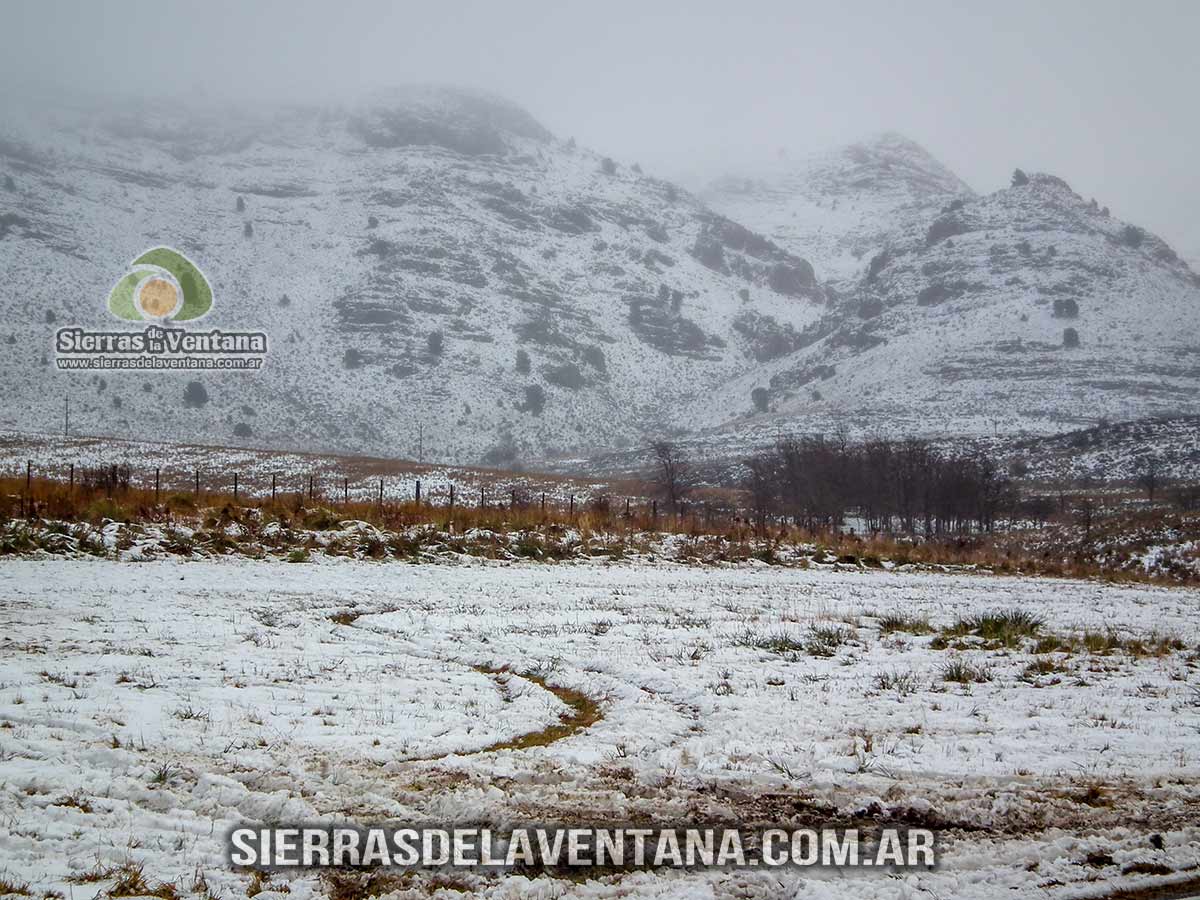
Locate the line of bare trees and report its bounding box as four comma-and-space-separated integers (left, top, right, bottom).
743, 436, 1016, 535
650, 435, 1016, 536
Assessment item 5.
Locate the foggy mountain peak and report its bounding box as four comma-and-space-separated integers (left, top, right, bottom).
350, 84, 554, 154
702, 133, 973, 285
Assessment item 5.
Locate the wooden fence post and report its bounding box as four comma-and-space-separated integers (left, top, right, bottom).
510, 488, 515, 509
652, 499, 658, 524
233, 473, 239, 501
343, 478, 348, 505
271, 473, 277, 502
415, 479, 421, 508
569, 494, 575, 516
155, 467, 160, 503
541, 492, 546, 511
194, 469, 200, 496
449, 483, 455, 510
624, 497, 630, 518
69, 463, 75, 491
378, 478, 384, 506
480, 487, 485, 509
308, 474, 314, 500
24, 460, 31, 517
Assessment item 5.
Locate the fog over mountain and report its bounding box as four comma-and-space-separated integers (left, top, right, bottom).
1, 1, 1197, 464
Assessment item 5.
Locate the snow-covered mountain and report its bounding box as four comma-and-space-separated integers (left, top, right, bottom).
0, 87, 825, 463
2, 91, 1197, 466
687, 163, 1200, 442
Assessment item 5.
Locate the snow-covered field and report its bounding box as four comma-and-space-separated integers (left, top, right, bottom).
2, 558, 1199, 898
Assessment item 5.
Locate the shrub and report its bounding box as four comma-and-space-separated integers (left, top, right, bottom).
751, 387, 769, 413
233, 422, 253, 438
520, 384, 545, 415
600, 157, 617, 175
243, 221, 253, 238
367, 215, 378, 229
3, 175, 14, 191
1121, 225, 1144, 248
183, 381, 209, 407
343, 347, 364, 369
236, 195, 245, 212
545, 362, 585, 390
1011, 168, 1029, 187
581, 345, 606, 372
1063, 327, 1080, 349
515, 349, 531, 374
1052, 297, 1079, 318
427, 331, 444, 355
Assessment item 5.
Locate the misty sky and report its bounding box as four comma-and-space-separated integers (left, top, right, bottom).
3, 0, 1197, 258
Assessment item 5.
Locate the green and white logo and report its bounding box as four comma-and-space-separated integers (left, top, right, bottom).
55, 246, 266, 372
107, 246, 212, 322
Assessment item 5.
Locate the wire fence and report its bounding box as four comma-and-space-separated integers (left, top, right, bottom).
0, 459, 737, 532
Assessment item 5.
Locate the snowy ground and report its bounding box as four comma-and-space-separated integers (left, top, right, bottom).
1, 558, 1199, 898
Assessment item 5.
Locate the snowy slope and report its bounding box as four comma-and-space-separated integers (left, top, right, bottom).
682, 169, 1200, 442
702, 132, 974, 285
0, 87, 825, 464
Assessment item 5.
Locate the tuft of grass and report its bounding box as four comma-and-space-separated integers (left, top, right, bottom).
734, 628, 806, 655
0, 878, 31, 896
171, 704, 210, 723
940, 658, 993, 684
873, 669, 921, 695
107, 862, 179, 900
52, 791, 93, 814
148, 762, 181, 785
805, 624, 853, 658
878, 612, 933, 635
1021, 658, 1066, 681
285, 548, 310, 563
948, 609, 1042, 647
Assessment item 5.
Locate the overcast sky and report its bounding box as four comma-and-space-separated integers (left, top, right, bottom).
3, 0, 1197, 257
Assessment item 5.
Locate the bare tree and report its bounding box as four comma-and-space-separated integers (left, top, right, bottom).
1074, 497, 1097, 542
652, 441, 691, 514
1136, 456, 1161, 502
742, 454, 776, 536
